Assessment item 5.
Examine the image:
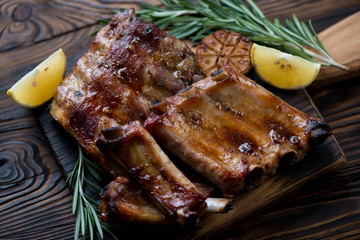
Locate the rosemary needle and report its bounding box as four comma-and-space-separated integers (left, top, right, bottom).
67, 145, 119, 240
134, 0, 348, 70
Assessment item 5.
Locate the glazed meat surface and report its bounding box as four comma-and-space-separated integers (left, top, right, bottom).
100, 176, 172, 225
96, 121, 207, 227
49, 7, 332, 227
100, 175, 234, 226
144, 66, 331, 197
50, 9, 203, 177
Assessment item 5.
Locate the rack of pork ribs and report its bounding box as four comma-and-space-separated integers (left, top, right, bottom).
50, 9, 332, 227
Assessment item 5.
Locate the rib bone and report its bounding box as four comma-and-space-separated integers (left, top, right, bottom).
50, 9, 203, 178
100, 176, 234, 226
96, 121, 207, 227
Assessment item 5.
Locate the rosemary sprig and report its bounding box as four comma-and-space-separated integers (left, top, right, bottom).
134, 0, 348, 70
67, 145, 119, 240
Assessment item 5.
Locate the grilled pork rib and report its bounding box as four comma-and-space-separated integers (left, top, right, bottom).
50, 9, 203, 178
100, 176, 172, 225
145, 66, 331, 197
100, 176, 234, 226
50, 8, 331, 226
96, 121, 207, 226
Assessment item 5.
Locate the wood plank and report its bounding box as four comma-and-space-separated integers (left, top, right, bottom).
0, 25, 97, 84
0, 24, 103, 175
0, 0, 161, 52
3, 3, 344, 239
1, 0, 359, 54
0, 126, 76, 239
0, 1, 356, 239
312, 12, 360, 89
0, 23, 113, 239
222, 198, 360, 240
310, 77, 360, 178
0, 8, 80, 239
255, 0, 360, 32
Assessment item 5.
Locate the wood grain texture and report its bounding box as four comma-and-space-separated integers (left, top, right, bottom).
0, 126, 76, 239
255, 0, 360, 32
0, 2, 86, 239
0, 0, 161, 52
0, 20, 116, 239
312, 11, 360, 89
0, 23, 104, 175
0, 43, 76, 237
1, 0, 359, 240
1, 0, 359, 53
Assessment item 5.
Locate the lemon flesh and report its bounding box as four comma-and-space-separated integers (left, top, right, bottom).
7, 48, 66, 108
251, 43, 320, 90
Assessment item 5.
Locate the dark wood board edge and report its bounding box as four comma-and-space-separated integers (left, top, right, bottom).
35, 106, 79, 177
184, 135, 346, 240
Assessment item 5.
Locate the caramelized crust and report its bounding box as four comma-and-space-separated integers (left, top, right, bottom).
96, 121, 207, 227
100, 176, 172, 225
50, 9, 203, 178
145, 66, 331, 197
49, 8, 332, 226
100, 176, 233, 226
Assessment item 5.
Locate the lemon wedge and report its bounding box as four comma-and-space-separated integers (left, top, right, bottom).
7, 48, 66, 108
251, 43, 320, 90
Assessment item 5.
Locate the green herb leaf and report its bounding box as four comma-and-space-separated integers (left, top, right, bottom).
67, 145, 119, 240
136, 0, 347, 70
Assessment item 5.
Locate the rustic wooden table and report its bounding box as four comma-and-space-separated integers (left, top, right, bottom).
1, 1, 360, 239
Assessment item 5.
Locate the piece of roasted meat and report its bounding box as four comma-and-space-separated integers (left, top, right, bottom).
99, 176, 172, 226
144, 66, 331, 197
49, 8, 332, 228
100, 176, 234, 226
96, 121, 208, 226
50, 9, 203, 178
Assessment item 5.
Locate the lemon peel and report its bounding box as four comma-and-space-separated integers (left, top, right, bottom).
251, 43, 320, 90
7, 48, 66, 108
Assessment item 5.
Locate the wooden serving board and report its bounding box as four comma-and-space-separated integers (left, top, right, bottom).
312, 11, 360, 88
32, 5, 348, 240
1, 0, 358, 239
35, 75, 346, 240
